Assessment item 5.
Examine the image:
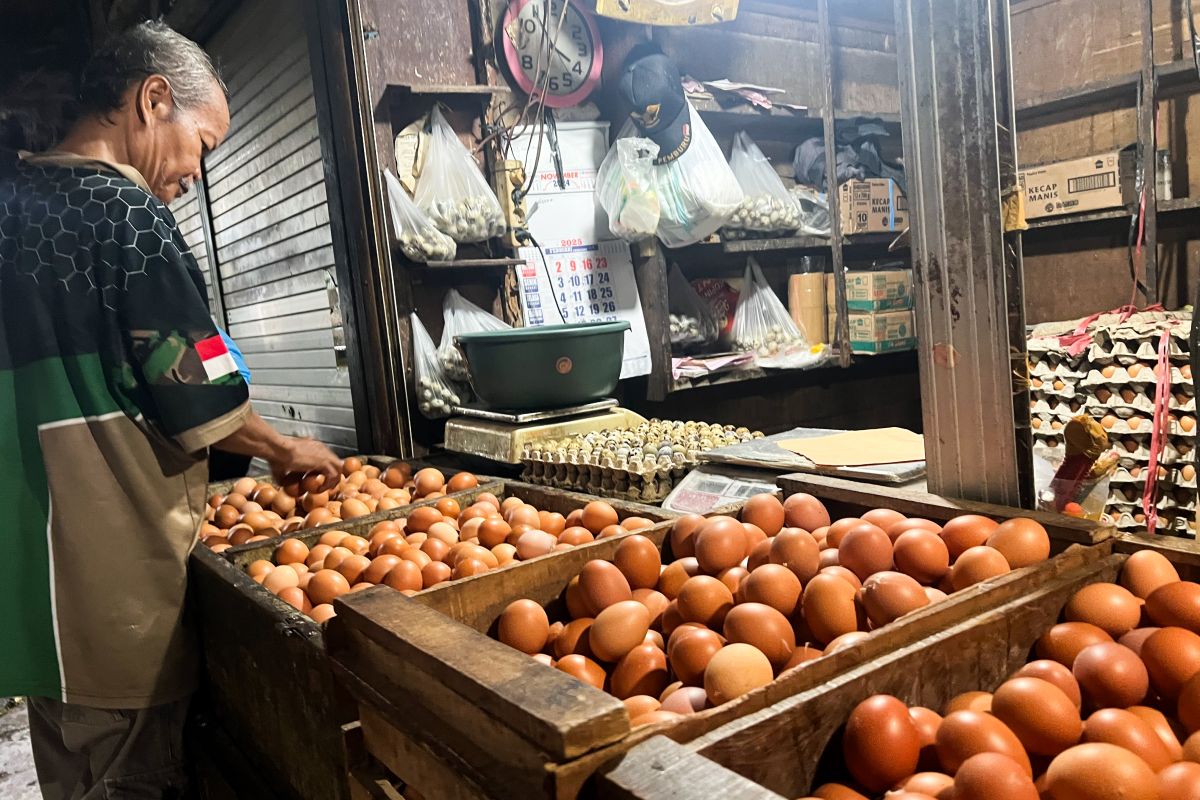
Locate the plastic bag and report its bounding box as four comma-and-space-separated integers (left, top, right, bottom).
437, 289, 509, 382
411, 312, 465, 418
383, 168, 456, 263
638, 102, 743, 248
667, 263, 718, 351
414, 107, 506, 243
724, 131, 802, 236
596, 138, 661, 242
790, 185, 832, 237
731, 258, 823, 369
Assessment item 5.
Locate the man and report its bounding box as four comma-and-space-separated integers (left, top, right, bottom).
0, 20, 342, 798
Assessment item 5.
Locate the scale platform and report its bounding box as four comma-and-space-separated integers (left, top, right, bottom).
443, 399, 646, 464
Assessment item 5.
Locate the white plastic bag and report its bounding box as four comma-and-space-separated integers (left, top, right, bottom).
437, 289, 509, 382
731, 258, 822, 369
411, 312, 465, 418
596, 138, 661, 242
667, 263, 718, 351
790, 185, 832, 238
724, 132, 802, 236
644, 102, 743, 248
414, 107, 506, 243
383, 168, 456, 263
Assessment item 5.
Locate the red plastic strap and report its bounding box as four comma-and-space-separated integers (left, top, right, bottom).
1058, 304, 1164, 356
1141, 327, 1174, 535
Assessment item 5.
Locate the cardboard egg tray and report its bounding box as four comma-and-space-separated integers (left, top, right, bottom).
1111, 464, 1199, 488
1113, 434, 1193, 464
1113, 509, 1194, 534
1088, 337, 1190, 366
1029, 381, 1081, 400
1030, 360, 1088, 380
1031, 397, 1084, 419
1096, 414, 1197, 437
1081, 365, 1194, 391
520, 457, 690, 504
1085, 389, 1197, 417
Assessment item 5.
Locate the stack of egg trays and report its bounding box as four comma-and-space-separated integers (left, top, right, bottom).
1027, 320, 1089, 458
520, 454, 690, 504
1077, 311, 1195, 535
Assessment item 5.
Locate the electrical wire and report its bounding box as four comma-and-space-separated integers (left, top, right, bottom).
1189, 0, 1200, 79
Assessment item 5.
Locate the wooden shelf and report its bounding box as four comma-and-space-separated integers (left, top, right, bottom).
1023, 196, 1200, 231
422, 257, 525, 268
386, 83, 512, 97
720, 231, 906, 254
1016, 58, 1200, 124
689, 96, 820, 136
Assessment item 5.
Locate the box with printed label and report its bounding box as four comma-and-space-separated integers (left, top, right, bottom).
1019, 149, 1136, 220
848, 309, 916, 354
838, 179, 908, 234
844, 269, 913, 311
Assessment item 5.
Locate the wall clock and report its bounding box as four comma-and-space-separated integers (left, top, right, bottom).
501, 0, 604, 108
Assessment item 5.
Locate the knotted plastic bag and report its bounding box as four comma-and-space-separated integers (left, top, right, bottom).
437, 289, 509, 382
596, 138, 661, 242
414, 107, 506, 243
411, 312, 465, 418
724, 131, 802, 237
667, 263, 718, 351
731, 258, 823, 369
384, 168, 456, 263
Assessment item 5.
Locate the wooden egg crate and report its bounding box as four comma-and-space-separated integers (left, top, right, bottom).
189, 481, 677, 800
325, 475, 1113, 800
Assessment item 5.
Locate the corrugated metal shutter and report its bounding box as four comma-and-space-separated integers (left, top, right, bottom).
197, 0, 355, 452
169, 191, 217, 312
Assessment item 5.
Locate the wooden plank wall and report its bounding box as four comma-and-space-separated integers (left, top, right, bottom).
1014, 0, 1200, 321
198, 0, 357, 452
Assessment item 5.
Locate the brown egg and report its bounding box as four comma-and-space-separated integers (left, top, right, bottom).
741, 493, 785, 536
769, 529, 821, 583
270, 538, 306, 567
307, 603, 335, 624
821, 565, 862, 590
613, 535, 661, 590
677, 576, 734, 628
1014, 660, 1081, 708
276, 586, 311, 614
360, 555, 401, 585
1037, 622, 1113, 666
581, 501, 619, 535
450, 557, 489, 580
893, 530, 950, 584
802, 573, 861, 645
783, 644, 824, 670
694, 517, 748, 574
949, 546, 1011, 591
339, 498, 369, 519
908, 707, 943, 771
992, 677, 1081, 756
1159, 762, 1200, 800
1127, 706, 1185, 763
1063, 583, 1142, 639
498, 599, 550, 655
308, 569, 351, 605
1143, 627, 1200, 701
382, 560, 423, 592
783, 493, 830, 531
341, 535, 370, 556
842, 695, 921, 792
716, 566, 747, 595
623, 695, 661, 720
579, 560, 633, 615
657, 558, 701, 599
420, 560, 451, 588
945, 691, 993, 714
940, 515, 999, 560
433, 497, 460, 519
554, 618, 595, 660
703, 643, 773, 705
861, 571, 930, 627
559, 527, 596, 546
741, 564, 802, 617
623, 517, 655, 532
591, 601, 652, 663
1121, 550, 1182, 599
630, 709, 683, 727
1186, 731, 1200, 762
1180, 673, 1200, 734
953, 752, 1038, 800
670, 514, 706, 558
807, 784, 868, 800
825, 631, 869, 653
406, 507, 444, 534
1073, 642, 1149, 709
336, 555, 371, 584
1146, 582, 1200, 633
475, 518, 510, 548
722, 603, 795, 669
532, 511, 563, 537
838, 522, 893, 581
263, 564, 300, 594
609, 643, 669, 700
937, 710, 1032, 775
659, 601, 686, 639
746, 538, 772, 572
887, 517, 943, 541
895, 772, 954, 797
446, 472, 478, 493
412, 468, 445, 497
556, 654, 606, 690
247, 559, 274, 579
826, 517, 864, 549
1082, 709, 1173, 771
632, 588, 670, 629
506, 505, 541, 530
660, 685, 707, 715
513, 530, 555, 560
987, 518, 1050, 569
214, 504, 241, 529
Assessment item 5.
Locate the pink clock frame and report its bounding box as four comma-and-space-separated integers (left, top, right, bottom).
501, 0, 604, 109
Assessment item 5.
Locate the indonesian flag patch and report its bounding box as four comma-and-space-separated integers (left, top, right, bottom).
195, 335, 240, 381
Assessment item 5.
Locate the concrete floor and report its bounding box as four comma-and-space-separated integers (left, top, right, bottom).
0, 700, 41, 800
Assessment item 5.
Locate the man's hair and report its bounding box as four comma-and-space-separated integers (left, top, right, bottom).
78, 20, 227, 118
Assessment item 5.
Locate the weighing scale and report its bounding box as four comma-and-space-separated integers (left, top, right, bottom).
442, 399, 647, 464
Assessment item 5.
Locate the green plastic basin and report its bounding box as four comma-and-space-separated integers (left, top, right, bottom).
456, 321, 630, 410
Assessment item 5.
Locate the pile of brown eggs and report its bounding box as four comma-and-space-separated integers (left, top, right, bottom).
246, 496, 654, 623
201, 459, 479, 551
492, 494, 1052, 726
801, 550, 1200, 800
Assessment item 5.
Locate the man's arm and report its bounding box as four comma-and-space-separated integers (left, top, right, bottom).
215, 410, 342, 490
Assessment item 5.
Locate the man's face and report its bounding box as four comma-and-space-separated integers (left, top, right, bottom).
124, 75, 230, 203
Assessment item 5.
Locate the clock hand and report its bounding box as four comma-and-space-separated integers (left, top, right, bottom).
534, 13, 576, 67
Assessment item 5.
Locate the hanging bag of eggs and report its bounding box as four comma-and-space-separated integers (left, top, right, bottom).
437, 288, 509, 383
666, 262, 719, 352
722, 131, 804, 240
596, 137, 661, 242
411, 312, 466, 418
731, 257, 827, 369
383, 168, 457, 263
414, 106, 506, 243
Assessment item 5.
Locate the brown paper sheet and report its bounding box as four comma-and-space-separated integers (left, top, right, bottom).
777, 427, 925, 467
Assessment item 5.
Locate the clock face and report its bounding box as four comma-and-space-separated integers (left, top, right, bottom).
503, 0, 604, 108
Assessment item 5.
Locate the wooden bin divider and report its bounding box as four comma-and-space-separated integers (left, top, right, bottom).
327, 475, 1114, 799
189, 481, 678, 800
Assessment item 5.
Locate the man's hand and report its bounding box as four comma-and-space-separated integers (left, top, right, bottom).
272, 437, 342, 492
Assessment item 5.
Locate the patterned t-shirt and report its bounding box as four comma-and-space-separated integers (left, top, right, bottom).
0, 149, 251, 708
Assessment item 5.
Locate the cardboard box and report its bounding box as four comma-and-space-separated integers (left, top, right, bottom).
848, 309, 916, 354
844, 269, 913, 311
1019, 149, 1136, 220
838, 179, 908, 234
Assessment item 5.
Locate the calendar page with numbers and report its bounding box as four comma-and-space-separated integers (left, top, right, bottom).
516, 240, 652, 379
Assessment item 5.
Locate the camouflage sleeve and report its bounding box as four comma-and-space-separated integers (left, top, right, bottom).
110, 193, 250, 452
